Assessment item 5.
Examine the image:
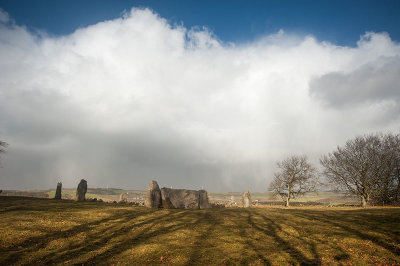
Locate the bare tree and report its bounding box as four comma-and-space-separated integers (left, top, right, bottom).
269, 155, 318, 207
372, 133, 400, 205
320, 134, 393, 208
389, 134, 400, 202
0, 140, 7, 161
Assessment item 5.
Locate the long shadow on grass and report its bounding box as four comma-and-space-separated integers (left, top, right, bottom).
0, 197, 108, 214
185, 211, 217, 264
311, 209, 400, 243
289, 209, 400, 257
261, 209, 350, 262
82, 209, 206, 265
30, 210, 190, 264
0, 207, 158, 265
235, 210, 271, 265
246, 209, 321, 265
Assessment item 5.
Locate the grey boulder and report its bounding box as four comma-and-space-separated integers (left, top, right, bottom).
161, 188, 210, 209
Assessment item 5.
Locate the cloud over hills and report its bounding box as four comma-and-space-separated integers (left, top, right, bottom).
0, 8, 399, 191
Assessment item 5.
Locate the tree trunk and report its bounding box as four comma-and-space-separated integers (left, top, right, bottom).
285, 197, 290, 207
285, 185, 290, 207
396, 177, 400, 202
361, 196, 367, 208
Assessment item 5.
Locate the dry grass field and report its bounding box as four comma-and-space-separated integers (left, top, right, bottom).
0, 196, 399, 265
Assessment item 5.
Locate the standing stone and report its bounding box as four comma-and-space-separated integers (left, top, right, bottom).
227, 195, 236, 207
145, 181, 162, 208
199, 190, 211, 209
119, 192, 127, 203
55, 182, 62, 199
76, 179, 87, 201
161, 188, 211, 209
161, 188, 197, 209
242, 189, 252, 208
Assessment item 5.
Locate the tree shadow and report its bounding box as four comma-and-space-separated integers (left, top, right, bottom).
235, 210, 271, 265
1, 207, 158, 264
288, 209, 400, 257
185, 211, 218, 264
2, 199, 399, 265
0, 196, 117, 214
48, 210, 197, 264
2, 199, 222, 265
77, 210, 195, 265
245, 209, 321, 265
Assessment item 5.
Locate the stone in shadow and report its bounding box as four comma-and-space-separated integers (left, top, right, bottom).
76, 179, 87, 202
55, 182, 62, 199
144, 181, 162, 208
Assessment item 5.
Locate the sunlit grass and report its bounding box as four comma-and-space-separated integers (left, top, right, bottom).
0, 196, 399, 265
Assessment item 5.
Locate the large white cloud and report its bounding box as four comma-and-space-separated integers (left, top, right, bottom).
0, 8, 399, 191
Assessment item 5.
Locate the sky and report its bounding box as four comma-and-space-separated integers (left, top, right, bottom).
0, 1, 399, 191
2, 0, 400, 46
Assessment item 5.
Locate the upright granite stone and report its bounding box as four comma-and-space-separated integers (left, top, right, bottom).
227, 195, 236, 207
55, 182, 62, 199
161, 188, 210, 209
119, 192, 127, 203
75, 179, 87, 201
145, 181, 162, 208
199, 190, 211, 209
242, 189, 252, 208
